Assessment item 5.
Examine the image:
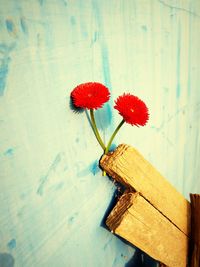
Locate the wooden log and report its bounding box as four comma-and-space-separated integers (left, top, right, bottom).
100, 144, 190, 236
106, 191, 189, 267
189, 194, 200, 267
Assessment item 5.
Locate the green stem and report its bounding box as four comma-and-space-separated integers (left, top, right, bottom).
105, 119, 125, 154
90, 109, 106, 150
102, 119, 125, 176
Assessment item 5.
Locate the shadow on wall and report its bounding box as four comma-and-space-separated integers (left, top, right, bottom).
0, 253, 15, 267
125, 248, 159, 267
69, 98, 113, 132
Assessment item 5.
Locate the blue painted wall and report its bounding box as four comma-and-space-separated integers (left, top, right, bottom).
0, 1, 200, 266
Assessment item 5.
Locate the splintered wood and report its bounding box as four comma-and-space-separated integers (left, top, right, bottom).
100, 144, 191, 267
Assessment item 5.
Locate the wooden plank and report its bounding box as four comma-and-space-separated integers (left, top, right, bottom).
106, 192, 189, 267
189, 194, 200, 267
100, 144, 190, 236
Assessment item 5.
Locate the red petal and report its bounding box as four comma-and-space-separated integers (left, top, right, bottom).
114, 93, 149, 126
70, 82, 110, 110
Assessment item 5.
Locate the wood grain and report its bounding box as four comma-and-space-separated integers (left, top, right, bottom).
106, 191, 189, 267
100, 144, 191, 236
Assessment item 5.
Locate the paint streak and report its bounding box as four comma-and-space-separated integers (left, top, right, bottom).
4, 148, 14, 156
109, 143, 117, 152
101, 44, 111, 88
90, 31, 99, 46
89, 160, 100, 175
77, 160, 101, 177
79, 1, 88, 38
0, 43, 15, 96
20, 17, 28, 35
39, 0, 44, 6
92, 1, 111, 88
0, 253, 15, 267
95, 103, 112, 130
5, 19, 14, 33
0, 58, 9, 96
63, 0, 67, 6
5, 19, 17, 37
37, 153, 62, 196
93, 31, 98, 43
92, 1, 113, 130
176, 23, 181, 98
7, 239, 16, 250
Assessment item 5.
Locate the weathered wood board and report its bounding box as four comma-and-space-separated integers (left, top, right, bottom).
106, 191, 188, 267
100, 144, 191, 236
189, 194, 200, 267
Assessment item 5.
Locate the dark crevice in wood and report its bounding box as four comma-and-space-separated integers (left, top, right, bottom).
189, 194, 200, 267
106, 191, 135, 231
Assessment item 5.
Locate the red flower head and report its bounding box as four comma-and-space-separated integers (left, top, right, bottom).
71, 82, 110, 110
114, 93, 149, 126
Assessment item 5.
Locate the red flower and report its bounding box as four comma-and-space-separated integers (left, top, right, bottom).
114, 93, 149, 126
71, 82, 110, 110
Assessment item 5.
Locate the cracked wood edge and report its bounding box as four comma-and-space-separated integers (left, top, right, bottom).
106, 191, 188, 267
100, 144, 190, 236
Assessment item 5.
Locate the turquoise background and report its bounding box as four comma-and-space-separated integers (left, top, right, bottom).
0, 1, 200, 266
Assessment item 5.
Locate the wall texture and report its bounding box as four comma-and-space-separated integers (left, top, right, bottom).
0, 1, 200, 266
